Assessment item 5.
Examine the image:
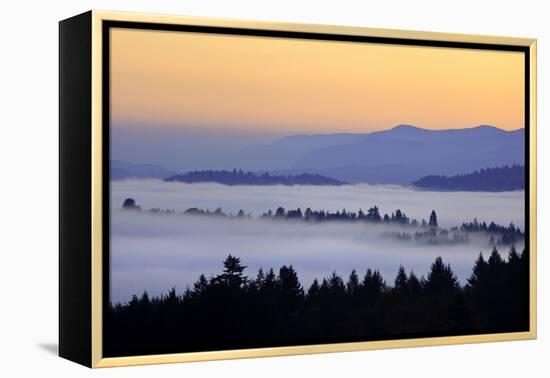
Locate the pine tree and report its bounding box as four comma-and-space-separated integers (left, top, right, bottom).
508, 245, 520, 264
346, 269, 361, 296
328, 272, 345, 293
407, 271, 423, 297
428, 210, 438, 228
394, 266, 409, 294
488, 246, 504, 266
215, 254, 248, 288
255, 268, 266, 288
261, 268, 277, 293
467, 253, 488, 288
193, 274, 209, 294
275, 207, 286, 218
424, 256, 458, 295
307, 278, 321, 305
279, 265, 304, 300
362, 269, 385, 305
345, 269, 362, 308
366, 206, 382, 222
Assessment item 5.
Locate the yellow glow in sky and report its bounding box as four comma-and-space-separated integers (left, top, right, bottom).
110, 28, 524, 133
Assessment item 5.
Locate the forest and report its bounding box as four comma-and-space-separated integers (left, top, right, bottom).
106, 246, 529, 357
123, 199, 524, 247
164, 169, 347, 185
412, 165, 525, 191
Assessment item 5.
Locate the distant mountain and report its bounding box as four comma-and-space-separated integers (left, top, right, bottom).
233, 133, 366, 170
111, 160, 174, 180
164, 170, 347, 186
412, 165, 525, 192
113, 125, 525, 185
289, 125, 524, 184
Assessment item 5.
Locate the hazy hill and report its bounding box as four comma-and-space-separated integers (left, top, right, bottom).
412, 165, 525, 192
111, 160, 174, 180
112, 125, 524, 185
233, 133, 366, 170
164, 170, 347, 186
289, 125, 524, 184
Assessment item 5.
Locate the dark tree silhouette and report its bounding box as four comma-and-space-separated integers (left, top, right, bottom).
215, 255, 248, 288
106, 249, 529, 357
424, 256, 458, 295
407, 271, 423, 297
413, 165, 525, 192
165, 169, 347, 186
394, 266, 409, 295
122, 198, 141, 211
428, 210, 438, 228
362, 269, 385, 306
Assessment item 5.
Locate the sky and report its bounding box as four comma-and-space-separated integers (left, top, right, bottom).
110, 27, 525, 135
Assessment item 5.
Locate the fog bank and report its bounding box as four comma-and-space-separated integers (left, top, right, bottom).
110, 181, 524, 303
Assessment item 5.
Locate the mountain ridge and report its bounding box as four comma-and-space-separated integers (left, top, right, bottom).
112, 125, 524, 184
290, 125, 524, 184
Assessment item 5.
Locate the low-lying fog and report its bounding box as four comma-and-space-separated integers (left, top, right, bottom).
110, 180, 525, 303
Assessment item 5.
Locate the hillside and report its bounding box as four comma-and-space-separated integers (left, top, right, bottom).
111, 160, 174, 180
412, 165, 525, 191
164, 169, 347, 186
291, 125, 524, 184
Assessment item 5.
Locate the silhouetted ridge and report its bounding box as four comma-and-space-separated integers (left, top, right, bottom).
412, 165, 524, 192
105, 247, 529, 357
164, 169, 347, 186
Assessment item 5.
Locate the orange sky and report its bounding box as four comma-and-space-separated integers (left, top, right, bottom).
110, 28, 524, 133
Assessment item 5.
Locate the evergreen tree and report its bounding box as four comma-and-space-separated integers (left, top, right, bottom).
163, 287, 180, 307
327, 271, 345, 293
407, 271, 423, 297
261, 268, 277, 293
278, 265, 304, 310
122, 198, 141, 211
508, 245, 521, 265
275, 207, 286, 218
467, 253, 488, 288
304, 208, 313, 221
362, 269, 385, 305
307, 278, 321, 305
346, 269, 361, 296
193, 274, 209, 295
394, 266, 409, 294
428, 210, 438, 228
346, 269, 361, 307
106, 253, 530, 357
488, 246, 504, 266
255, 268, 266, 288
366, 206, 382, 222
215, 255, 248, 288
424, 256, 458, 295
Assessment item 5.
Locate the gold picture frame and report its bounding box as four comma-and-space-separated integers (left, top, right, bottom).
59, 10, 537, 368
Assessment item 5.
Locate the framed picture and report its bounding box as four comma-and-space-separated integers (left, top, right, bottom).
59, 10, 537, 368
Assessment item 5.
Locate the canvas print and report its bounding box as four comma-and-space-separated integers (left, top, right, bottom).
105, 27, 529, 357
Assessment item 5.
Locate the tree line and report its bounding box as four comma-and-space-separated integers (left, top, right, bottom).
105, 246, 529, 357
412, 164, 525, 192
260, 206, 437, 227
164, 169, 347, 186
461, 218, 524, 246
123, 199, 523, 247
